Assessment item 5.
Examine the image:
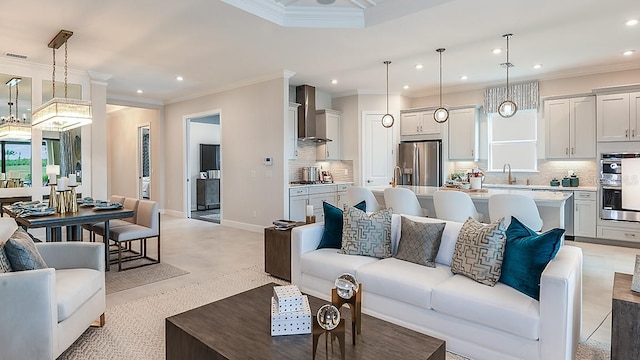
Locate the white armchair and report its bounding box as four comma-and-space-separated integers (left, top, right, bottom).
0, 240, 106, 360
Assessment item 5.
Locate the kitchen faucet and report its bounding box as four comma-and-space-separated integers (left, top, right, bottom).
503, 163, 516, 185
392, 166, 402, 187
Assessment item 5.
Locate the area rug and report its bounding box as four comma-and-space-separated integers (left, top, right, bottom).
105, 262, 189, 295
61, 265, 610, 359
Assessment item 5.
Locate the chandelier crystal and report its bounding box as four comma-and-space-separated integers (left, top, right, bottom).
32, 30, 92, 132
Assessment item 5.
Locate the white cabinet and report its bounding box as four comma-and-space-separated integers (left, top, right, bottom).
289, 187, 309, 222
573, 191, 596, 238
545, 96, 595, 158
597, 92, 640, 141
289, 184, 352, 222
336, 184, 350, 210
316, 110, 341, 161
448, 107, 479, 160
287, 103, 300, 160
308, 185, 337, 223
400, 110, 442, 138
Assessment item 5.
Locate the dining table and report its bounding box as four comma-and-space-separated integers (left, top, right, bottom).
3, 205, 134, 271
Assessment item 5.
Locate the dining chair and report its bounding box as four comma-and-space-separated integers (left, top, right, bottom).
108, 199, 160, 271
488, 193, 543, 231
383, 187, 427, 216
346, 186, 383, 212
83, 195, 128, 242
433, 190, 483, 222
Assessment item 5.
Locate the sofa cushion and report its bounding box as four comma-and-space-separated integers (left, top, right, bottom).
431, 274, 540, 340
451, 217, 507, 286
55, 268, 103, 322
317, 200, 367, 249
301, 248, 379, 282
4, 228, 48, 271
340, 207, 392, 259
499, 217, 565, 300
0, 242, 12, 272
394, 216, 445, 267
395, 215, 463, 267
357, 258, 453, 310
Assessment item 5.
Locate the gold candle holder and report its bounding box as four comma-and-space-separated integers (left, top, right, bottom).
306, 215, 316, 224
56, 190, 67, 214
68, 185, 78, 212
48, 184, 58, 209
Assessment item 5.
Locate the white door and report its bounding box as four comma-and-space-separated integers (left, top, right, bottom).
363, 112, 394, 186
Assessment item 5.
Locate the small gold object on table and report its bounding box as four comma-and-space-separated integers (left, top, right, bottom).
56, 190, 67, 214
306, 215, 316, 224
312, 304, 345, 360
67, 185, 78, 212
332, 273, 362, 345
48, 184, 58, 209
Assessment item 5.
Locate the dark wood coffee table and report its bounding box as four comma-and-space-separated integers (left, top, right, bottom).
166, 283, 445, 360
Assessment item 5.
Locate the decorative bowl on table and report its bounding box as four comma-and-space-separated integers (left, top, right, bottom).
93, 202, 123, 211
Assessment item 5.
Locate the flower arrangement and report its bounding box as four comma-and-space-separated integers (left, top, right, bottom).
468, 168, 484, 178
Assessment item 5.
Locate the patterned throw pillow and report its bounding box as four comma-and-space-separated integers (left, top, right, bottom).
394, 216, 446, 267
0, 242, 13, 272
339, 207, 392, 259
4, 228, 48, 271
451, 217, 507, 286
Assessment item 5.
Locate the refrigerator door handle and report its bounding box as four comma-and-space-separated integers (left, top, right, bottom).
414, 143, 420, 186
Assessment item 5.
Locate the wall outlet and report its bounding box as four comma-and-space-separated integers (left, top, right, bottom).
344, 169, 348, 175
251, 170, 256, 178
252, 210, 257, 218
265, 170, 272, 177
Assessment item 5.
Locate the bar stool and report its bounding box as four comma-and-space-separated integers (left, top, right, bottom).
488, 193, 543, 231
433, 190, 483, 222
346, 186, 383, 212
383, 187, 427, 216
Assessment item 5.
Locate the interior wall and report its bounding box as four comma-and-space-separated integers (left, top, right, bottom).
107, 107, 158, 199
189, 122, 221, 209
164, 77, 286, 231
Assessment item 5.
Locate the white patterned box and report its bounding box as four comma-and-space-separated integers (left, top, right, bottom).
270, 295, 312, 336
273, 285, 304, 313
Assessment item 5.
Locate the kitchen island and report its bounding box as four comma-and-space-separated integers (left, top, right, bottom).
369, 185, 572, 232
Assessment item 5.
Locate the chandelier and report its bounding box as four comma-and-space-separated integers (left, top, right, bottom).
32, 30, 92, 132
0, 77, 31, 141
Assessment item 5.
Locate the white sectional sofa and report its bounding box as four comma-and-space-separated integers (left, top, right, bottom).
291, 214, 583, 360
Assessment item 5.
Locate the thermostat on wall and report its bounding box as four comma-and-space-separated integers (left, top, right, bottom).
264, 157, 273, 166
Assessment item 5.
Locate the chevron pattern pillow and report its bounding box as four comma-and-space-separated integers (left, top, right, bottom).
339, 207, 392, 259
451, 217, 507, 286
394, 216, 446, 267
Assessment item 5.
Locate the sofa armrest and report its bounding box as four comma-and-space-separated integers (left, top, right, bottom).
0, 269, 57, 359
539, 245, 583, 360
291, 222, 324, 286
36, 242, 105, 272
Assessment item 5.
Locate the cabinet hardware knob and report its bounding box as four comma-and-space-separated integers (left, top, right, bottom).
626, 129, 629, 137
566, 148, 569, 155
571, 147, 574, 154
633, 129, 636, 137
625, 233, 636, 237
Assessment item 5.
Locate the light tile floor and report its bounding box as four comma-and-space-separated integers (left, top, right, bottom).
38, 215, 637, 345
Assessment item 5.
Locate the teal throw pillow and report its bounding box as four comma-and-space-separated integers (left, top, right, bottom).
317, 201, 366, 249
499, 216, 565, 300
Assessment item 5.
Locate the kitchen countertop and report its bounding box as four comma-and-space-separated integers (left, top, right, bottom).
289, 181, 353, 188
482, 183, 597, 192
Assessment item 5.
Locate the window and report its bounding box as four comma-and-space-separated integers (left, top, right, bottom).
2, 141, 31, 185
488, 109, 537, 172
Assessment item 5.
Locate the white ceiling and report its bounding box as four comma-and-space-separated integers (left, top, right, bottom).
0, 0, 638, 105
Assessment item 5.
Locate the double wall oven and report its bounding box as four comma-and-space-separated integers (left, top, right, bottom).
600, 153, 640, 222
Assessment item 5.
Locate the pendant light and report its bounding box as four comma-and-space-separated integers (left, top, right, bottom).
381, 60, 394, 128
32, 30, 92, 132
433, 48, 449, 123
498, 33, 517, 118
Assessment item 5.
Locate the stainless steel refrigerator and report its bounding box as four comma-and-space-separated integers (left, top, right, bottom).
398, 140, 442, 186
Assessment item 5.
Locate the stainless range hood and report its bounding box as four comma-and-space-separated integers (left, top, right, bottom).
296, 85, 332, 143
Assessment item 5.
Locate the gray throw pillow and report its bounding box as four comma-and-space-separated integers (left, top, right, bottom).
0, 242, 12, 272
395, 216, 445, 267
4, 228, 48, 271
451, 217, 507, 286
339, 207, 392, 259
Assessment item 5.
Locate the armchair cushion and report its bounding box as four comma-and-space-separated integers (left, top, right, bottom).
55, 268, 103, 322
4, 228, 47, 271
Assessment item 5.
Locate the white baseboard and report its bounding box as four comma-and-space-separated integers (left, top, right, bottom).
163, 209, 184, 217
221, 219, 264, 233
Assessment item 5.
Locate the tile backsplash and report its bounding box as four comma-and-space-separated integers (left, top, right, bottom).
289, 142, 353, 183
451, 160, 598, 186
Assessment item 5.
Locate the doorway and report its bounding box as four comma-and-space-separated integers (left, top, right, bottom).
184, 110, 222, 223
138, 125, 150, 199
362, 111, 394, 186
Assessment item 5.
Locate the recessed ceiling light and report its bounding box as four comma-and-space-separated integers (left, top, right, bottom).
137, 89, 143, 94
533, 64, 542, 69
623, 50, 635, 56
415, 64, 423, 70
460, 75, 468, 80
176, 76, 184, 81
403, 85, 409, 89
492, 48, 502, 54
331, 79, 338, 84
626, 19, 638, 26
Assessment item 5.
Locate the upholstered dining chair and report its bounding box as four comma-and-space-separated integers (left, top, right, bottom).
85, 196, 139, 242
488, 193, 543, 231
346, 186, 383, 212
108, 199, 160, 271
433, 190, 483, 222
383, 187, 428, 216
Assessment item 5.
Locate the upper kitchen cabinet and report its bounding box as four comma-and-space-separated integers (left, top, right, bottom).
597, 92, 640, 142
448, 106, 480, 160
287, 103, 300, 160
545, 96, 596, 159
400, 109, 442, 140
316, 109, 341, 161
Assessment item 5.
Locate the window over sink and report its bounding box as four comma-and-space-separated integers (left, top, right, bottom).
488, 109, 538, 172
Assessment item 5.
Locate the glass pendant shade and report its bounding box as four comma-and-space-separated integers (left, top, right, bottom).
32, 98, 92, 132
433, 48, 449, 123
499, 34, 517, 118
381, 60, 394, 128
